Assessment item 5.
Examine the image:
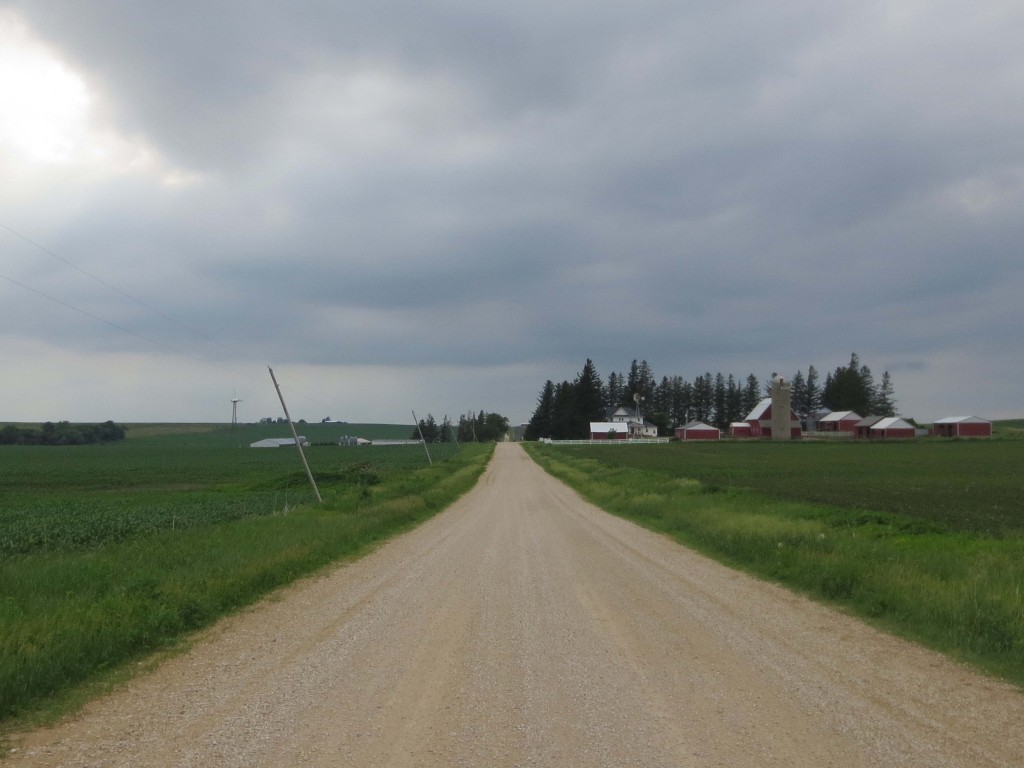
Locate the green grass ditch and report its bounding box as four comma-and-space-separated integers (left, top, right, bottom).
523, 442, 1024, 687
0, 434, 492, 725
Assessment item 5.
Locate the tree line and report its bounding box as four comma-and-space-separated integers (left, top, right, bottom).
412, 411, 510, 443
0, 420, 128, 446
525, 355, 897, 439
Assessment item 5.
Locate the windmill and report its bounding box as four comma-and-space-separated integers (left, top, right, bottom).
231, 396, 243, 430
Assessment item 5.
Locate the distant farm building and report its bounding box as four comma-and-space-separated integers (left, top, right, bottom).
931, 416, 993, 438
250, 436, 309, 448
744, 397, 802, 439
854, 416, 886, 439
818, 410, 862, 433
675, 421, 721, 440
869, 418, 916, 439
729, 421, 753, 438
604, 406, 658, 438
590, 422, 630, 440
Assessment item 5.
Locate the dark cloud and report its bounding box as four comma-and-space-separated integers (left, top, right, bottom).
3, 1, 1024, 422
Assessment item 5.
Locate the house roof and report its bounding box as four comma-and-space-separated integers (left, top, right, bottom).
871, 417, 914, 431
680, 421, 718, 431
250, 436, 307, 448
933, 415, 990, 424
606, 406, 642, 419
820, 410, 861, 422
590, 422, 630, 433
854, 416, 885, 428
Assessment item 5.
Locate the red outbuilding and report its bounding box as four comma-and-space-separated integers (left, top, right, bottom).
854, 416, 885, 439
818, 410, 862, 433
589, 422, 629, 440
729, 421, 753, 438
931, 416, 993, 438
675, 421, 721, 440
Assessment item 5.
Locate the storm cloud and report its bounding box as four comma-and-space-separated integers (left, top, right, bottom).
2, 1, 1023, 424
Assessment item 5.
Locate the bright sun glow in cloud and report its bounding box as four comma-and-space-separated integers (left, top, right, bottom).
0, 10, 199, 187
0, 12, 94, 163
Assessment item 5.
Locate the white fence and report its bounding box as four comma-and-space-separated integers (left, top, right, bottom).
539, 438, 671, 446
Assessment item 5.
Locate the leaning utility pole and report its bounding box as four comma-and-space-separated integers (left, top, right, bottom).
268, 367, 322, 503
412, 410, 432, 465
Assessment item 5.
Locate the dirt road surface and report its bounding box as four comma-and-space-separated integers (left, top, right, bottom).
10, 443, 1024, 767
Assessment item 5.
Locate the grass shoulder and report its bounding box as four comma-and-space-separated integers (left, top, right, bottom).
522, 441, 1024, 688
1, 440, 493, 729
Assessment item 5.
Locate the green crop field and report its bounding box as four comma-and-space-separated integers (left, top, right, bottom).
525, 426, 1024, 686
0, 424, 487, 724
556, 435, 1024, 536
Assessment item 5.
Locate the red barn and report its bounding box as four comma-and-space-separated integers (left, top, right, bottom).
931, 416, 993, 438
869, 417, 916, 439
745, 398, 802, 438
675, 421, 721, 440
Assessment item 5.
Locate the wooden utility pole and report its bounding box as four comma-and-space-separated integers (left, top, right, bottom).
412, 410, 432, 465
268, 367, 322, 503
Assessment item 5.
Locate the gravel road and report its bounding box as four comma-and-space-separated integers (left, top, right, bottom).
10, 443, 1024, 767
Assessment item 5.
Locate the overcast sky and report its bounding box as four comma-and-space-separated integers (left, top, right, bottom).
2, 1, 1023, 426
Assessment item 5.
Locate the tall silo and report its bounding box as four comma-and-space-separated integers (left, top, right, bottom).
770, 375, 792, 440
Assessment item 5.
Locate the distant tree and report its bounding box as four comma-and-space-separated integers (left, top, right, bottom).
725, 374, 743, 427
741, 374, 760, 416
476, 411, 510, 441
873, 371, 897, 416
0, 421, 126, 446
805, 365, 822, 415
524, 381, 555, 440
791, 370, 808, 418
574, 359, 605, 433
691, 373, 713, 423
412, 414, 439, 442
624, 359, 656, 408
604, 371, 624, 410
712, 373, 727, 429
822, 353, 875, 414
550, 380, 576, 439
436, 416, 452, 443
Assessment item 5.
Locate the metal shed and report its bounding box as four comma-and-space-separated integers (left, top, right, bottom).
675, 421, 721, 440
932, 416, 992, 438
868, 418, 916, 439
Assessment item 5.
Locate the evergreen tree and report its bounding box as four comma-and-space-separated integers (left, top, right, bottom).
873, 371, 897, 416
571, 359, 605, 437
822, 353, 874, 414
712, 372, 727, 429
652, 376, 673, 430
725, 374, 743, 427
625, 359, 656, 408
437, 415, 452, 442
412, 414, 439, 442
805, 365, 822, 415
524, 381, 555, 440
741, 374, 761, 416
791, 370, 808, 418
692, 373, 713, 423
551, 380, 576, 439
605, 371, 623, 409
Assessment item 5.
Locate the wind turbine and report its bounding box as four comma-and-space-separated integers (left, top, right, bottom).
231, 396, 243, 430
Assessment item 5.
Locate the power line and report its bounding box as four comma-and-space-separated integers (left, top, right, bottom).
1, 222, 345, 417
1, 221, 236, 355
0, 269, 240, 376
